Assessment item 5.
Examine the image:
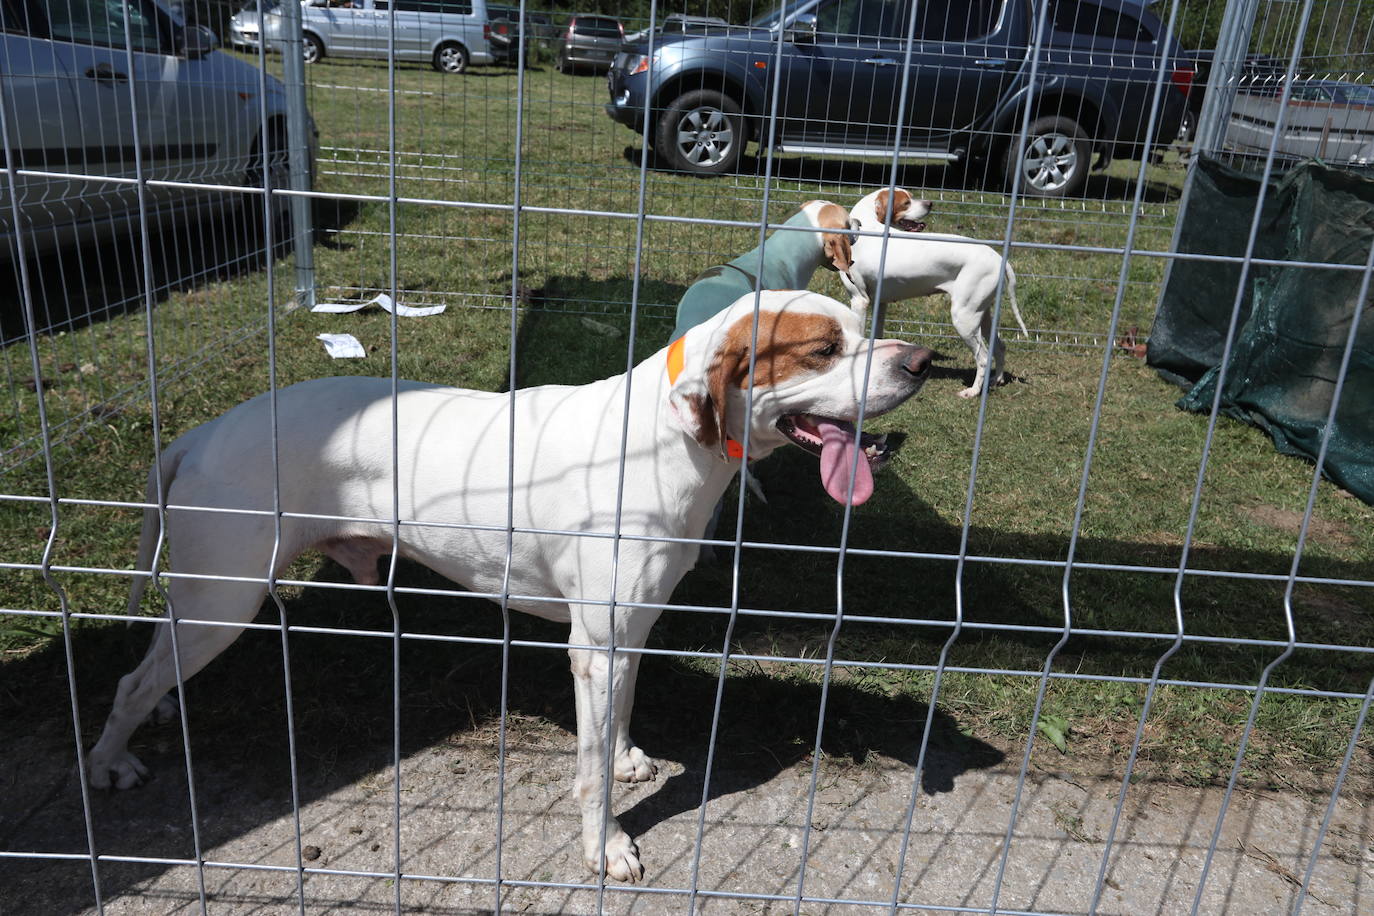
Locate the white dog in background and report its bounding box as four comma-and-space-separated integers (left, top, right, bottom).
88, 290, 933, 883
843, 187, 1029, 398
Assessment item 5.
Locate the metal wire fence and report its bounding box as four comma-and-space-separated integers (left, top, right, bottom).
2, 0, 1373, 912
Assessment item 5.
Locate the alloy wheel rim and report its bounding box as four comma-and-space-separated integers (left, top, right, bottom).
1022, 131, 1078, 192
675, 107, 733, 167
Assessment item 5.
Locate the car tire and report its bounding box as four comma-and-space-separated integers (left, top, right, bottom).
556, 50, 570, 73
1178, 108, 1196, 144
301, 32, 323, 64
433, 42, 468, 74
1003, 115, 1091, 198
655, 89, 745, 176
245, 123, 294, 230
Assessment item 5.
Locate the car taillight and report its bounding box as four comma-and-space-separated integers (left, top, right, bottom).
483, 23, 490, 39
1170, 67, 1194, 98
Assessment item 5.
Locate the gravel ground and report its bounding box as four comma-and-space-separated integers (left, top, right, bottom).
3, 701, 1370, 915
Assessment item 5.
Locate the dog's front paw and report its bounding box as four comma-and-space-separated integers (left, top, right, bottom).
957, 386, 981, 399
87, 748, 149, 790
587, 832, 644, 883
613, 746, 657, 783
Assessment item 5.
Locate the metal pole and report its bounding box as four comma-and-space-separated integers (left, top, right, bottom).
279, 0, 316, 308
1194, 0, 1264, 156
1155, 0, 1263, 323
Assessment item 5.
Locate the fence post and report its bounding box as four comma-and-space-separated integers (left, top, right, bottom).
1194, 0, 1263, 156
1156, 0, 1263, 319
279, 0, 316, 309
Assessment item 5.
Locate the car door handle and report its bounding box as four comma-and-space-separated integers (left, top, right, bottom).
84, 63, 129, 83
862, 57, 897, 67
974, 58, 1008, 68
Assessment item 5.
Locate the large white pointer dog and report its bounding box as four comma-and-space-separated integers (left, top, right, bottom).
89, 290, 933, 882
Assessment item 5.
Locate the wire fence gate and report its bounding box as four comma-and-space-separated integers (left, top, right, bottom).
2, 0, 1373, 912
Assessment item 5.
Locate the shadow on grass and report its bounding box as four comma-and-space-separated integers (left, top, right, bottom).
0, 197, 362, 345
622, 145, 1184, 204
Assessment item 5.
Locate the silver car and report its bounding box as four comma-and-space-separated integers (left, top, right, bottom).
1, 0, 317, 259
266, 0, 494, 74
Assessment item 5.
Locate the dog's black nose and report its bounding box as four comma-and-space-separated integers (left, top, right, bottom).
900, 345, 934, 379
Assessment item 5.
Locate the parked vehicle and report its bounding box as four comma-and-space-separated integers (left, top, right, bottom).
265, 0, 494, 73
1227, 78, 1374, 167
622, 13, 728, 46
485, 5, 551, 65
1, 0, 318, 259
1174, 51, 1286, 143
605, 0, 1193, 197
556, 13, 621, 74
229, 0, 310, 51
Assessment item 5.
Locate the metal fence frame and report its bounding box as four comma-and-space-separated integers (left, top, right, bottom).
3, 0, 1372, 912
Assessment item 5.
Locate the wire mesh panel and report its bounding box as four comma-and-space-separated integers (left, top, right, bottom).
2, 0, 1373, 913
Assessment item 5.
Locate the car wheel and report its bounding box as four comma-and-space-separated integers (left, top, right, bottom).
1178, 108, 1197, 144
556, 50, 570, 73
1004, 115, 1090, 198
433, 42, 468, 74
301, 32, 322, 64
655, 89, 745, 176
245, 124, 294, 230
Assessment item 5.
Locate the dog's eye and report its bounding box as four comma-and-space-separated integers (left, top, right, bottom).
814, 342, 838, 357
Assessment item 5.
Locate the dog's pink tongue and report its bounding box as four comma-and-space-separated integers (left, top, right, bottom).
817, 419, 873, 506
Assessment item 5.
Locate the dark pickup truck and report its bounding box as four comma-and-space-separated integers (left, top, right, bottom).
605, 0, 1193, 197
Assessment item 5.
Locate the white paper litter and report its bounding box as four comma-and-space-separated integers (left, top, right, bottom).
316, 333, 367, 359
311, 291, 446, 318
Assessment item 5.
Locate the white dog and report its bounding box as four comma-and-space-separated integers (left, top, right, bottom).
843, 187, 1028, 398
88, 290, 933, 883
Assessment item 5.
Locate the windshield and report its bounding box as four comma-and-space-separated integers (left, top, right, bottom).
749, 0, 820, 30
1339, 83, 1374, 104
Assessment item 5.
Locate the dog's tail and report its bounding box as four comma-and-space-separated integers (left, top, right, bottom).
1003, 262, 1029, 338
127, 433, 197, 618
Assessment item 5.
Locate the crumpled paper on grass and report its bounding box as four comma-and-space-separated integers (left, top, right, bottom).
312, 291, 446, 318
316, 333, 366, 359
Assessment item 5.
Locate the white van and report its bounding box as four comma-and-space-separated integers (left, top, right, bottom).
267, 0, 494, 73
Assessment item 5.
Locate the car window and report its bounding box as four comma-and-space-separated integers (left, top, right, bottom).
574, 18, 620, 37
814, 0, 911, 40
1292, 85, 1332, 102
1049, 0, 1153, 44
45, 0, 165, 52
1, 0, 38, 35
913, 0, 1001, 42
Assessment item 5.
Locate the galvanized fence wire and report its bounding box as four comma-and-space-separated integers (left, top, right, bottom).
3, 0, 1374, 913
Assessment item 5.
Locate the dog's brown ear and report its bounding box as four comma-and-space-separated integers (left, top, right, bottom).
668, 335, 732, 455
814, 202, 853, 272
823, 232, 852, 272
671, 391, 721, 451
874, 188, 892, 225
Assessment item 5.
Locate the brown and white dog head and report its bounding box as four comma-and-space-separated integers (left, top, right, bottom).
854, 187, 933, 233
800, 199, 856, 273
667, 290, 932, 505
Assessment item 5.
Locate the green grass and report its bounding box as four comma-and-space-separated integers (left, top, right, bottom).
2, 53, 1372, 795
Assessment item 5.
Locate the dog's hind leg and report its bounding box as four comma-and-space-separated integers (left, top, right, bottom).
89, 510, 286, 790
88, 578, 267, 789
951, 300, 993, 398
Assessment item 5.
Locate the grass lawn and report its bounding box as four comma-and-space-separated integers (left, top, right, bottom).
2, 51, 1372, 797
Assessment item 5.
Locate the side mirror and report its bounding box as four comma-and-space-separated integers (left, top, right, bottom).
181, 24, 219, 58
785, 13, 817, 45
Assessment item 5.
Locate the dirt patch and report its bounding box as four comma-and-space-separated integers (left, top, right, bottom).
1242, 503, 1356, 549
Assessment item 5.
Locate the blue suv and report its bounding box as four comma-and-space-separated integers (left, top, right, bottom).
605, 0, 1193, 197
